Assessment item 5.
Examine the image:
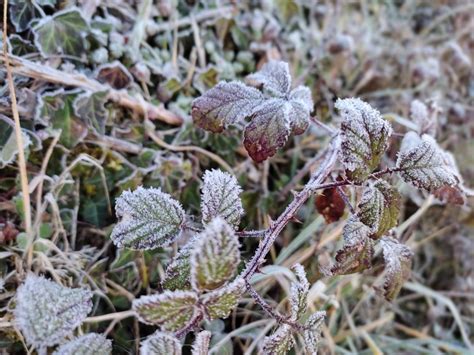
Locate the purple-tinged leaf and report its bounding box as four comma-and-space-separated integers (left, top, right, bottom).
288, 86, 313, 135
246, 61, 291, 95
243, 99, 291, 162
96, 61, 133, 90
191, 331, 211, 355
191, 81, 264, 133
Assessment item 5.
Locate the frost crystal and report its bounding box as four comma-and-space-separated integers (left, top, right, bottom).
410, 99, 437, 136
246, 60, 291, 95
162, 237, 196, 291
336, 98, 392, 181
303, 311, 326, 354
396, 132, 459, 191
111, 187, 185, 250
262, 324, 295, 355
191, 218, 240, 291
201, 169, 244, 228
202, 278, 245, 320
133, 290, 199, 331
289, 264, 309, 321
140, 331, 182, 355
289, 86, 313, 135
380, 237, 413, 301
192, 81, 264, 132
15, 274, 93, 349
53, 333, 112, 355
191, 331, 211, 355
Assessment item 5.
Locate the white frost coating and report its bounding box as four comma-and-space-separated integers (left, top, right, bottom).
289, 263, 310, 321
335, 97, 392, 175
303, 311, 326, 354
288, 86, 313, 134
190, 217, 240, 291
201, 278, 245, 320
53, 333, 112, 355
357, 182, 383, 232
191, 331, 212, 355
15, 274, 93, 349
201, 169, 244, 227
246, 60, 292, 95
140, 331, 182, 355
262, 324, 295, 354
396, 133, 459, 191
343, 216, 372, 248
410, 99, 436, 136
111, 186, 185, 250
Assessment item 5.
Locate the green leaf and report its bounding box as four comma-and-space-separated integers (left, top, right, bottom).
9, 34, 37, 56
289, 264, 309, 321
331, 217, 374, 275
53, 333, 112, 355
243, 99, 291, 163
303, 311, 326, 354
190, 218, 240, 291
261, 324, 295, 355
201, 169, 244, 228
357, 180, 400, 238
0, 115, 31, 168
33, 8, 89, 57
9, 0, 40, 32
73, 91, 108, 135
162, 238, 194, 291
15, 275, 93, 348
111, 187, 185, 250
201, 278, 244, 320
140, 331, 181, 355
275, 0, 299, 22
336, 98, 393, 182
380, 237, 413, 301
133, 290, 199, 331
36, 89, 88, 148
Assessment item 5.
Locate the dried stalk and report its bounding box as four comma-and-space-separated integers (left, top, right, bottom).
0, 54, 183, 126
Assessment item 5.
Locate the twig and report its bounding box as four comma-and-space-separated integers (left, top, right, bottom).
235, 230, 267, 238
310, 116, 336, 134
0, 54, 183, 125
2, 1, 32, 237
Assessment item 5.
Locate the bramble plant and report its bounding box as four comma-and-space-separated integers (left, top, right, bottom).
7, 58, 468, 354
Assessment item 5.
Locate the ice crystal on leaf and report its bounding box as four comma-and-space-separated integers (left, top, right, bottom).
133, 290, 199, 331
140, 331, 181, 355
396, 132, 459, 192
15, 275, 93, 349
201, 169, 244, 228
410, 100, 436, 136
303, 311, 326, 354
261, 324, 295, 355
53, 333, 112, 355
357, 180, 400, 238
289, 264, 309, 321
201, 278, 245, 320
191, 330, 212, 355
111, 187, 185, 250
192, 61, 314, 162
162, 238, 196, 291
331, 217, 374, 275
336, 98, 392, 182
190, 218, 240, 291
380, 237, 414, 301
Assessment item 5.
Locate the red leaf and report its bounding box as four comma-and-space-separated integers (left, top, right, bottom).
315, 188, 346, 223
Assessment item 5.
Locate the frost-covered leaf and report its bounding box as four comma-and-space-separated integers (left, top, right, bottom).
36, 89, 88, 148
202, 278, 244, 320
380, 237, 413, 301
201, 169, 244, 227
9, 0, 40, 32
162, 238, 195, 291
33, 9, 89, 57
133, 290, 199, 331
243, 99, 291, 162
433, 185, 466, 205
336, 98, 393, 182
191, 81, 264, 133
357, 180, 400, 238
111, 187, 185, 250
331, 217, 374, 275
246, 61, 291, 95
288, 86, 313, 135
289, 264, 309, 321
410, 100, 436, 136
303, 311, 326, 354
53, 333, 112, 355
73, 91, 108, 135
9, 34, 37, 56
396, 132, 459, 191
140, 331, 181, 355
0, 116, 31, 168
96, 62, 133, 90
191, 218, 240, 291
15, 274, 93, 349
315, 187, 346, 224
191, 330, 211, 355
261, 324, 295, 355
